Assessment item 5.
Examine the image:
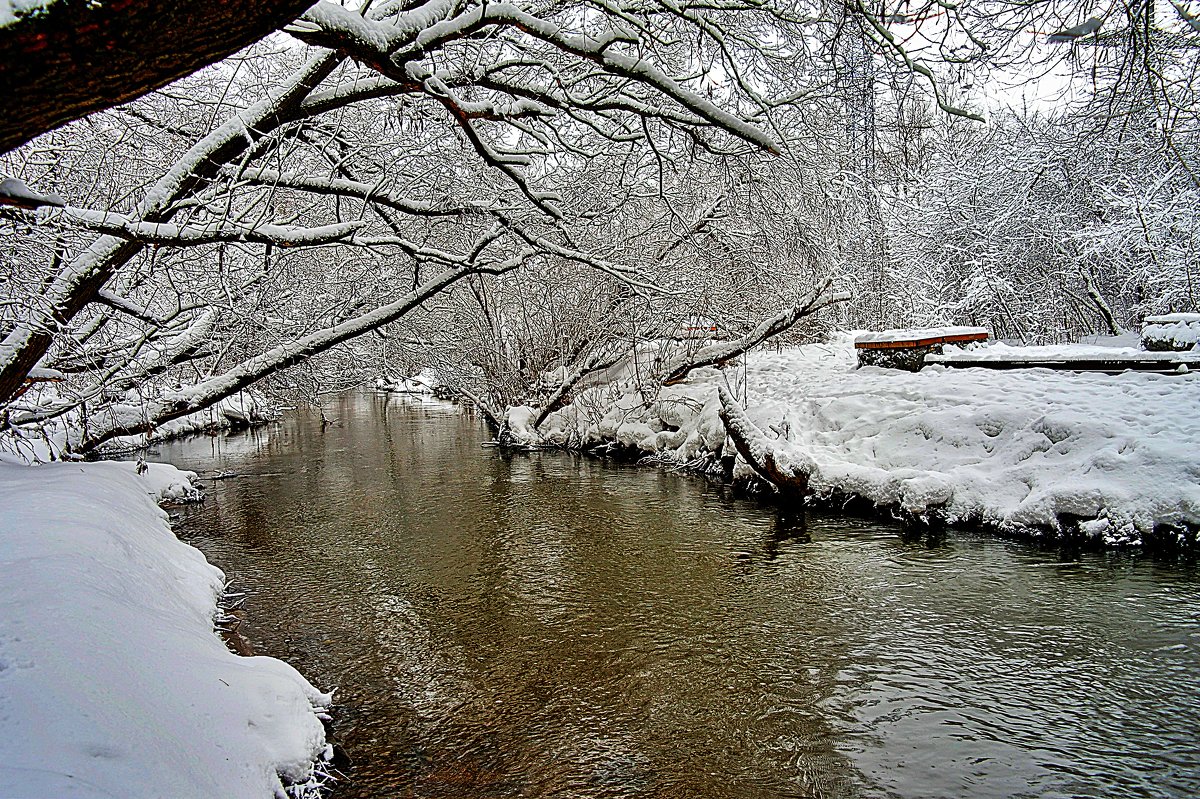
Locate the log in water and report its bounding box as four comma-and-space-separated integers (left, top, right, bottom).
160, 391, 1200, 799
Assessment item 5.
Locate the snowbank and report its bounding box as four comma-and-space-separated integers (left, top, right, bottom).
742, 340, 1200, 544
541, 336, 1200, 545
0, 460, 331, 798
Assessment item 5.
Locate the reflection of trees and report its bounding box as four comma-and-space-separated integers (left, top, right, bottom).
168, 396, 874, 795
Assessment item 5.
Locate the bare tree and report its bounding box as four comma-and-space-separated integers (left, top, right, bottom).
0, 0, 803, 454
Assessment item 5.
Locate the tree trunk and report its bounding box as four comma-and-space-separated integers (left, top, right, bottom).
0, 0, 315, 153
1080, 266, 1122, 337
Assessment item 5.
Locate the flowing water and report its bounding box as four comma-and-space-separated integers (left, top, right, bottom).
159, 391, 1200, 799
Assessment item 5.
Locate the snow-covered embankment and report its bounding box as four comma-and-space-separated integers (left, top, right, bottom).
537, 336, 1200, 546
0, 460, 331, 798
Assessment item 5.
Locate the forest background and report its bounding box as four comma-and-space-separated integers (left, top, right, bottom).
1, 0, 1197, 455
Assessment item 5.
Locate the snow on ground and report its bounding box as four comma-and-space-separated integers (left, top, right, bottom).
740, 338, 1200, 543
542, 335, 1200, 545
0, 460, 331, 798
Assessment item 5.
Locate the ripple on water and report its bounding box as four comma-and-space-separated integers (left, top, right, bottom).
160, 393, 1200, 799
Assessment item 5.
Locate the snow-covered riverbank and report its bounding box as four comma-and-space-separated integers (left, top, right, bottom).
0, 459, 331, 798
538, 336, 1200, 546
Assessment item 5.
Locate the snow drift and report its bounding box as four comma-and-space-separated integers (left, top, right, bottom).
0, 459, 331, 798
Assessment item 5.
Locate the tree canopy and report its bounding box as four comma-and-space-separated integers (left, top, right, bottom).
1, 0, 1198, 456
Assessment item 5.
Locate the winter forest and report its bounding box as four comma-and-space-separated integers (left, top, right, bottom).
2, 1, 1200, 798
1, 0, 1195, 456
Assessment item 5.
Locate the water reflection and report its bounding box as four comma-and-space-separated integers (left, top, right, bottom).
160, 392, 1200, 799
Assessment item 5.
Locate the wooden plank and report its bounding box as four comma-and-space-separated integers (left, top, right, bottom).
856, 331, 989, 350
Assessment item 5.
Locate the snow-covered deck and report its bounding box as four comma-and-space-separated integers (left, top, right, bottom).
853, 326, 990, 349
854, 327, 990, 372
928, 342, 1200, 373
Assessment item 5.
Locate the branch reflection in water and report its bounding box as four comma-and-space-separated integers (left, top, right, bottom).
161, 391, 1200, 799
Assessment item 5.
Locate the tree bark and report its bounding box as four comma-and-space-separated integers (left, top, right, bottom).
0, 0, 316, 153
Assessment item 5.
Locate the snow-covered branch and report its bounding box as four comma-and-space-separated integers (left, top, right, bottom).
291, 0, 780, 154
531, 346, 627, 430
74, 252, 531, 452
664, 278, 851, 384
717, 385, 812, 497
235, 168, 470, 217
57, 208, 365, 247
0, 52, 344, 406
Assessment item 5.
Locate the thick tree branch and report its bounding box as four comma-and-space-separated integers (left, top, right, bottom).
0, 0, 317, 153
57, 208, 365, 247
664, 278, 851, 384
717, 385, 812, 497
531, 347, 626, 429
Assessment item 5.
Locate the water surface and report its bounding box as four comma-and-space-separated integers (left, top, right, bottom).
160, 392, 1200, 798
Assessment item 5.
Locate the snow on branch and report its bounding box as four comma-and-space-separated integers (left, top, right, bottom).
409, 66, 563, 216
501, 215, 667, 292
470, 4, 781, 154
95, 289, 165, 326
664, 278, 851, 384
73, 249, 533, 453
292, 1, 780, 155
0, 52, 346, 407
531, 346, 627, 429
235, 168, 469, 217
291, 0, 460, 53
451, 382, 504, 431
55, 208, 364, 247
293, 1, 400, 51
717, 385, 812, 497
296, 77, 417, 117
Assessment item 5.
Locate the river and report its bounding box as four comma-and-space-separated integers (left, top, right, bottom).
158, 391, 1200, 799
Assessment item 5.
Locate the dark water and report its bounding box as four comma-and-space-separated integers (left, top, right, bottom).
159, 392, 1200, 799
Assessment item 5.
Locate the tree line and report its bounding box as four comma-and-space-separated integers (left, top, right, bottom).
1, 0, 1197, 455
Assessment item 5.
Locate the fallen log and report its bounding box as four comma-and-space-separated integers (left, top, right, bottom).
716, 385, 813, 498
